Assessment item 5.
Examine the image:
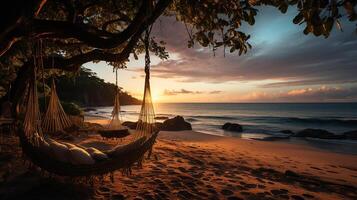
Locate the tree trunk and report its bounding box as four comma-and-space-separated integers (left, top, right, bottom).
0, 61, 34, 116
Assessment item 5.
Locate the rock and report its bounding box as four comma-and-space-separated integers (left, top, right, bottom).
154, 116, 169, 120
154, 122, 163, 130
343, 130, 357, 140
122, 121, 137, 129
280, 130, 294, 135
222, 122, 243, 132
294, 129, 344, 139
83, 108, 96, 112
122, 121, 163, 131
161, 116, 192, 131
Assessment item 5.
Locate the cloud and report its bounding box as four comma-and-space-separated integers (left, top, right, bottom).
163, 89, 202, 96
149, 11, 357, 88
240, 86, 357, 102
209, 90, 222, 94
163, 89, 222, 96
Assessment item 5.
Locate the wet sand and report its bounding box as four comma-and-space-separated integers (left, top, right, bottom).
0, 119, 357, 199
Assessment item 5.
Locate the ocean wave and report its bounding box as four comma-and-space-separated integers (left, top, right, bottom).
282, 117, 357, 127
188, 115, 237, 120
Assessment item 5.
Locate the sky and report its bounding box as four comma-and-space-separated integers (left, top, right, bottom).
85, 6, 357, 103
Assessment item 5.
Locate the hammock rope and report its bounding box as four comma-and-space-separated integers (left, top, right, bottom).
136, 28, 156, 139
19, 28, 158, 177
106, 69, 126, 130
42, 78, 73, 133
23, 68, 42, 146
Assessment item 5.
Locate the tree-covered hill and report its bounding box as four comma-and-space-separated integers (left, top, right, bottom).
55, 68, 141, 107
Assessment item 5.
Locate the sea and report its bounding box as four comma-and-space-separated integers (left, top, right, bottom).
86, 103, 357, 154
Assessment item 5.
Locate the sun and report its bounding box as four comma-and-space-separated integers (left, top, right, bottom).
151, 91, 161, 103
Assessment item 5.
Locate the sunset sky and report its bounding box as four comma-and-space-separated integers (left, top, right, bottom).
85, 6, 357, 103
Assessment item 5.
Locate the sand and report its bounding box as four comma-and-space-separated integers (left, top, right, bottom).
0, 118, 357, 199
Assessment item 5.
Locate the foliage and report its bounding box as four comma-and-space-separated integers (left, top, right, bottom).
0, 0, 356, 106
55, 67, 141, 106
60, 101, 83, 116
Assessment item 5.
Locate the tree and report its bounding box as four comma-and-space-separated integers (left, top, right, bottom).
0, 0, 356, 114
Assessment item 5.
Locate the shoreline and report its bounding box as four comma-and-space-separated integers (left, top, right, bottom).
86, 117, 357, 199
85, 115, 357, 155
0, 118, 356, 199
87, 117, 357, 185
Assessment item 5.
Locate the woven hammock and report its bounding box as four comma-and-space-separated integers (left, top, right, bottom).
23, 70, 43, 145
136, 29, 156, 139
99, 86, 129, 139
108, 88, 125, 130
19, 30, 158, 177
42, 79, 72, 134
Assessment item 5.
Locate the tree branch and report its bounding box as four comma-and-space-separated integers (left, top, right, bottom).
41, 0, 171, 72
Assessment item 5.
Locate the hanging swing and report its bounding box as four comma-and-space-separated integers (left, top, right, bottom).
42, 78, 73, 134
98, 69, 129, 139
18, 29, 158, 177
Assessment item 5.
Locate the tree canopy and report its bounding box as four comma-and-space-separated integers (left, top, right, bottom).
55, 67, 141, 106
0, 0, 356, 112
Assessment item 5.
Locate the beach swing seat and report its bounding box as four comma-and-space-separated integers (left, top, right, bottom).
98, 72, 130, 139
42, 79, 73, 135
19, 30, 157, 177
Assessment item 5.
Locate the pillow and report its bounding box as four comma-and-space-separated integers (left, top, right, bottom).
109, 137, 146, 157
47, 140, 70, 163
68, 147, 95, 165
86, 147, 108, 161
61, 142, 77, 149
33, 132, 51, 153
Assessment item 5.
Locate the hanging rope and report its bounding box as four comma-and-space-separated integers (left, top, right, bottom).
107, 68, 126, 130
40, 39, 47, 109
23, 67, 42, 146
136, 27, 156, 139
42, 53, 72, 134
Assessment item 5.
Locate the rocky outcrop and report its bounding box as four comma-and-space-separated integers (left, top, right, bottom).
294, 129, 344, 139
343, 130, 357, 140
122, 121, 137, 129
222, 123, 243, 132
161, 116, 192, 131
154, 116, 169, 120
280, 130, 294, 135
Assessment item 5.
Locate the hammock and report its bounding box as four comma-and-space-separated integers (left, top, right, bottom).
42, 79, 73, 134
136, 29, 157, 139
19, 31, 158, 177
98, 70, 129, 139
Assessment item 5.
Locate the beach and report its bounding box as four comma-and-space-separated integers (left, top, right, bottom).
0, 116, 357, 200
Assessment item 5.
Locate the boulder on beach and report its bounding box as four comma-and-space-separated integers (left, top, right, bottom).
222, 122, 243, 132
154, 122, 163, 130
294, 129, 344, 139
280, 130, 294, 135
155, 116, 169, 120
161, 116, 192, 131
122, 121, 137, 129
343, 130, 357, 140
83, 108, 96, 112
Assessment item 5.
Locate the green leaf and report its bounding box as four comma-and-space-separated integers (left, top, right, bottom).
293, 13, 304, 24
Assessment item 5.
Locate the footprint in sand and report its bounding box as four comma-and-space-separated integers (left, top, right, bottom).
302, 193, 314, 199
177, 190, 195, 198
221, 189, 234, 196
227, 196, 243, 200
111, 193, 125, 200
291, 194, 305, 200
207, 188, 217, 194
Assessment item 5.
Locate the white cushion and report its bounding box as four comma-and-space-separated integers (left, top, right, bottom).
61, 142, 77, 149
86, 147, 108, 161
47, 140, 70, 163
68, 147, 95, 165
33, 132, 50, 152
